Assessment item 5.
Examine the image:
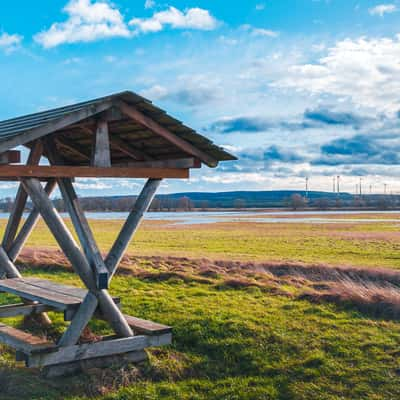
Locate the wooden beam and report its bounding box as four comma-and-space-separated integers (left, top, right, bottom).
110, 137, 154, 161
27, 333, 172, 367
39, 350, 148, 378
58, 292, 98, 347
0, 246, 22, 278
20, 178, 96, 291
117, 100, 218, 167
92, 118, 111, 167
114, 157, 201, 169
2, 141, 42, 252
57, 177, 109, 289
8, 180, 57, 262
0, 150, 20, 164
20, 178, 133, 339
45, 138, 108, 289
0, 101, 114, 154
55, 137, 90, 161
0, 165, 189, 179
0, 323, 54, 353
0, 303, 53, 318
105, 179, 162, 278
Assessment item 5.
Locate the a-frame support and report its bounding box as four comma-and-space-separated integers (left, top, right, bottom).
0, 166, 167, 371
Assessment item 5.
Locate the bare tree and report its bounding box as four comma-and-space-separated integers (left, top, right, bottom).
234, 198, 246, 209
290, 194, 306, 210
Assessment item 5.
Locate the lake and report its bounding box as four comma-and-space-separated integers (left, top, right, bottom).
0, 210, 398, 225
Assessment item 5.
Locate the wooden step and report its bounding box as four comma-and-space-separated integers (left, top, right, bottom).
0, 323, 54, 353
0, 278, 119, 311
124, 315, 172, 336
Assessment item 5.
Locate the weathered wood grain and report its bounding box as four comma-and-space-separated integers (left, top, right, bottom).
8, 179, 57, 262
0, 303, 53, 318
117, 100, 218, 167
58, 292, 98, 347
2, 141, 42, 252
124, 315, 172, 336
28, 333, 172, 367
0, 165, 189, 178
0, 323, 54, 353
105, 178, 162, 277
0, 101, 113, 154
92, 118, 111, 167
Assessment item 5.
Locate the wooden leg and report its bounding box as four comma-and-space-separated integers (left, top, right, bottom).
21, 178, 95, 289
45, 138, 109, 288
56, 178, 109, 289
105, 178, 162, 278
58, 292, 98, 347
0, 246, 52, 326
0, 246, 21, 278
2, 142, 43, 252
8, 180, 56, 262
20, 178, 133, 339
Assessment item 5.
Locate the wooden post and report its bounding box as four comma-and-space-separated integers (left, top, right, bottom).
92, 118, 111, 167
105, 178, 162, 278
2, 142, 43, 252
21, 178, 95, 290
58, 292, 98, 347
44, 138, 109, 289
0, 246, 22, 279
8, 180, 56, 262
57, 178, 109, 289
20, 178, 133, 338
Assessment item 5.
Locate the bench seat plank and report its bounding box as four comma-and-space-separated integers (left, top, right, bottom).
124, 315, 172, 335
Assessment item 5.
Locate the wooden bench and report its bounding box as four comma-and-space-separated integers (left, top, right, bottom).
0, 277, 119, 313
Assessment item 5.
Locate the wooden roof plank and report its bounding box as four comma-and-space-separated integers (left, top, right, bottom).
117, 100, 219, 167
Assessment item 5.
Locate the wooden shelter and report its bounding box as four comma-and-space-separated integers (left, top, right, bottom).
0, 91, 235, 375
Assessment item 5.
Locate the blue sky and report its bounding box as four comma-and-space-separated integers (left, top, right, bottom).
0, 0, 400, 196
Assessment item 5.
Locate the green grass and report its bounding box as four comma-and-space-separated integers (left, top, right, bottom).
8, 218, 400, 269
2, 267, 400, 399
1, 216, 400, 399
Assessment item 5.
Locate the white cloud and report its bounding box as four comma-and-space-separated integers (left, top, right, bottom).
241, 24, 279, 38
129, 6, 218, 34
255, 3, 266, 11
273, 35, 400, 114
34, 0, 130, 48
144, 0, 155, 9
74, 180, 113, 190
140, 84, 169, 100
251, 28, 279, 37
0, 32, 23, 53
369, 4, 397, 16
202, 172, 270, 185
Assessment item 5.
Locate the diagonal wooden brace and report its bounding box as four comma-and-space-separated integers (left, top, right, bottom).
44, 138, 109, 289
57, 177, 109, 289
2, 141, 43, 252
20, 178, 133, 341
105, 178, 162, 279
8, 180, 57, 262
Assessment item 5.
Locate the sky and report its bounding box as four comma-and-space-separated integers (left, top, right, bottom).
0, 0, 400, 197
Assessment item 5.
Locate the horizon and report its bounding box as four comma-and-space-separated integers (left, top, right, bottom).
0, 0, 399, 197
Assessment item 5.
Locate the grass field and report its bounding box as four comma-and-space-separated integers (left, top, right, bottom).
15, 216, 400, 269
1, 215, 400, 399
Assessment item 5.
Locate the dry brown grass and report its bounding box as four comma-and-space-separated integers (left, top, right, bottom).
16, 248, 400, 321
